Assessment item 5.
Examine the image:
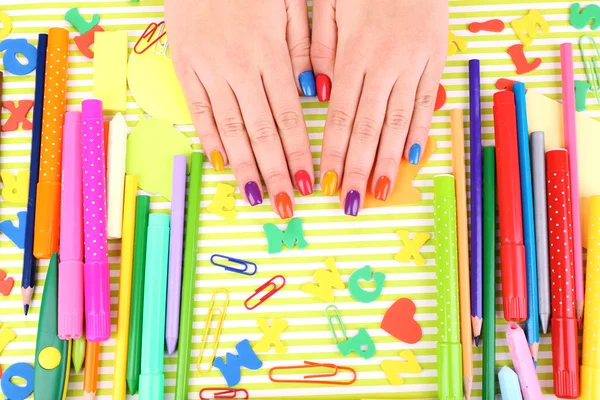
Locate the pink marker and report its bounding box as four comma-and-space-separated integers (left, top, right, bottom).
82, 99, 111, 342
506, 323, 542, 400
58, 112, 84, 340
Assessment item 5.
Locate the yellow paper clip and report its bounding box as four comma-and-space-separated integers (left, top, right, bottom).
325, 305, 348, 344
196, 288, 229, 373
580, 35, 600, 104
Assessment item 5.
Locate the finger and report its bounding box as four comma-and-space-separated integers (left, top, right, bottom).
263, 48, 315, 196
319, 59, 364, 197
174, 65, 228, 172
230, 75, 296, 219
285, 0, 315, 97
404, 59, 444, 164
202, 78, 264, 207
311, 0, 337, 102
370, 76, 419, 201
341, 74, 395, 216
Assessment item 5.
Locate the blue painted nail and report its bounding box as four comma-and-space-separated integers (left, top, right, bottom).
299, 70, 316, 97
409, 143, 422, 165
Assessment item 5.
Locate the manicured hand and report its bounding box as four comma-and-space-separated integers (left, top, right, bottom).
312, 0, 448, 215
166, 0, 315, 219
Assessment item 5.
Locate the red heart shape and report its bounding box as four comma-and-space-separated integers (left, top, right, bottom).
381, 298, 422, 344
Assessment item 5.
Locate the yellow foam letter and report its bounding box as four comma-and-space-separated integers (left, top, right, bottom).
511, 10, 550, 46
302, 257, 345, 302
394, 230, 431, 265
253, 318, 288, 354
207, 183, 237, 220
447, 32, 467, 57
0, 322, 17, 354
1, 170, 29, 205
381, 350, 422, 385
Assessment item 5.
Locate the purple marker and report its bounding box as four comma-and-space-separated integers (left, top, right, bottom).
469, 59, 483, 344
166, 155, 187, 355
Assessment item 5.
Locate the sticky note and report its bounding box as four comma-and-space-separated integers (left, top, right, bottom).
526, 89, 600, 247
74, 25, 103, 59
1, 170, 29, 205
207, 183, 237, 220
93, 32, 128, 112
125, 117, 192, 200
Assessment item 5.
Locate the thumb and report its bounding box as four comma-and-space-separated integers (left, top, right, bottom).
285, 0, 314, 97
311, 0, 337, 102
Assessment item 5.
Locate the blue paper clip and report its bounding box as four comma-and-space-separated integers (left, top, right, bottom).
211, 254, 257, 276
580, 35, 600, 104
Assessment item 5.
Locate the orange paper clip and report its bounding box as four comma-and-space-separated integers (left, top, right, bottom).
269, 361, 357, 385
244, 275, 286, 310
199, 388, 249, 399
134, 21, 167, 55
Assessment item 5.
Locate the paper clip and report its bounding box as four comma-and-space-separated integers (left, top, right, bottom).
268, 361, 357, 385
134, 21, 168, 56
199, 388, 249, 399
244, 275, 286, 310
196, 288, 229, 373
580, 35, 600, 104
210, 254, 257, 276
325, 305, 349, 344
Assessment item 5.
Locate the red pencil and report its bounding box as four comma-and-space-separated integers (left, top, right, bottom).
546, 149, 580, 399
492, 91, 527, 322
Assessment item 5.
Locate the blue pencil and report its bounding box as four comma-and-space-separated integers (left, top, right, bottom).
21, 33, 48, 316
514, 82, 540, 361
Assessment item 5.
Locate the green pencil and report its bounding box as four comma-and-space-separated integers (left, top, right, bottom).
482, 147, 496, 400
175, 152, 204, 400
433, 175, 463, 400
72, 335, 86, 374
126, 195, 151, 395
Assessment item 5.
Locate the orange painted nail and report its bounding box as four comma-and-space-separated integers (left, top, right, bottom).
211, 150, 224, 172
321, 171, 338, 196
374, 176, 391, 201
274, 192, 293, 219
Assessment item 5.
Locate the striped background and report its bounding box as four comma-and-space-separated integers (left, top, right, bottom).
0, 0, 599, 399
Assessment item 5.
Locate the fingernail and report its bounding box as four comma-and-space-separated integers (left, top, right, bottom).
316, 74, 331, 102
295, 170, 313, 196
274, 192, 294, 219
344, 190, 360, 217
374, 176, 391, 201
299, 70, 316, 97
244, 181, 263, 206
321, 170, 338, 196
211, 150, 224, 171
409, 143, 422, 165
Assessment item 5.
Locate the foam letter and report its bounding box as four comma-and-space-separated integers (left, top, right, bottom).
570, 3, 600, 30
0, 211, 27, 249
394, 230, 431, 265
93, 32, 128, 112
2, 101, 34, 132
207, 182, 237, 220
348, 265, 386, 303
0, 363, 34, 400
0, 11, 13, 40
213, 339, 263, 387
381, 350, 422, 385
253, 318, 288, 354
263, 217, 308, 254
0, 324, 16, 354
1, 170, 29, 205
302, 257, 345, 302
447, 32, 467, 57
575, 80, 591, 112
337, 328, 376, 360
0, 271, 15, 296
65, 7, 100, 34
507, 44, 542, 75
511, 10, 550, 46
74, 25, 104, 59
0, 39, 37, 76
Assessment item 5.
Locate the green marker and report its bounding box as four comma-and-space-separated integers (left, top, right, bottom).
175, 152, 204, 399
433, 175, 463, 400
34, 253, 71, 400
72, 335, 86, 374
139, 213, 170, 400
482, 147, 497, 400
126, 195, 151, 395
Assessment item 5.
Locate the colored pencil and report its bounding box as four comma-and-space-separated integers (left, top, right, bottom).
22, 33, 48, 315
113, 176, 139, 399
84, 341, 100, 399
498, 366, 523, 400
468, 59, 483, 343
506, 323, 543, 400
433, 175, 463, 400
546, 149, 580, 398
0, 70, 3, 132
582, 195, 600, 400
450, 109, 473, 399
492, 90, 527, 322
126, 195, 150, 395
560, 43, 584, 322
513, 82, 539, 361
482, 146, 496, 400
33, 27, 69, 260
175, 152, 204, 400
72, 335, 86, 374
530, 131, 550, 334
166, 155, 187, 355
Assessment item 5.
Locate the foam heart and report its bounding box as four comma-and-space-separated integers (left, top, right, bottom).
381, 298, 422, 344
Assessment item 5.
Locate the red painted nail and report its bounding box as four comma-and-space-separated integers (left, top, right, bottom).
316, 74, 331, 102
295, 170, 313, 196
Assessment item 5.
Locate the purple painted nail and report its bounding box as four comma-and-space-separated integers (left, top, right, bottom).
344, 190, 360, 216
244, 181, 263, 206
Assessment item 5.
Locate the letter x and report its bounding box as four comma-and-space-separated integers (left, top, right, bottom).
395, 230, 431, 265
253, 318, 288, 354
2, 100, 34, 132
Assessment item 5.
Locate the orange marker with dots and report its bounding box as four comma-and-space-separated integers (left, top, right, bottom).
33, 27, 69, 260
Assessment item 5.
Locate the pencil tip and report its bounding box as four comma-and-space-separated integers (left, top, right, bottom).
530, 342, 539, 363
474, 336, 480, 346
577, 301, 584, 324
166, 338, 178, 355
84, 391, 96, 400
24, 305, 29, 315
539, 313, 550, 334
463, 376, 473, 400
471, 316, 483, 338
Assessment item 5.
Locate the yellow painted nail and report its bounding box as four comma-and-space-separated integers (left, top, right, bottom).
321, 170, 338, 196
211, 150, 224, 172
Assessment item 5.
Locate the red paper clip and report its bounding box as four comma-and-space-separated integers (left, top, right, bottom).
244, 275, 285, 310
199, 388, 249, 399
134, 21, 168, 55
269, 361, 357, 385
